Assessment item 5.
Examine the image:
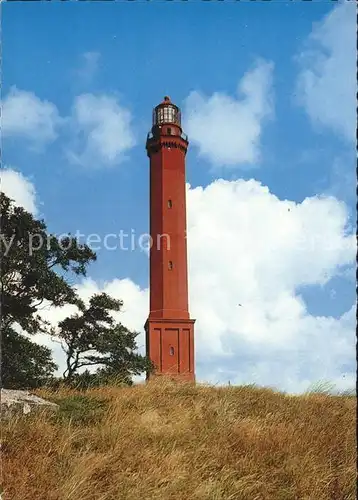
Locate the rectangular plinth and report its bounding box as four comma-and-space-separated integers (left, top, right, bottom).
145, 318, 195, 382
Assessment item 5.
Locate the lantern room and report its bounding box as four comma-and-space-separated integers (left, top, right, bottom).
152, 96, 181, 126
147, 96, 188, 144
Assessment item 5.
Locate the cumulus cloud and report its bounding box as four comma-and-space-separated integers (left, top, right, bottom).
66, 93, 136, 167
0, 168, 38, 215
183, 59, 274, 167
295, 1, 356, 142
2, 86, 137, 167
185, 180, 355, 392
2, 86, 62, 147
34, 179, 355, 393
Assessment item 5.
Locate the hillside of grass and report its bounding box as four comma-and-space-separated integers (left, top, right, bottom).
1, 378, 356, 500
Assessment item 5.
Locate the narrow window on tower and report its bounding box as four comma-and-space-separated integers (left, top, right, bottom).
167, 127, 172, 135
168, 260, 173, 270
168, 199, 172, 208
169, 346, 175, 356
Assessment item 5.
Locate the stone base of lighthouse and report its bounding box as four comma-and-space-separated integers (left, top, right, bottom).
145, 318, 195, 382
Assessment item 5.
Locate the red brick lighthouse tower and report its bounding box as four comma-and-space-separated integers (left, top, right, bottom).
145, 96, 195, 381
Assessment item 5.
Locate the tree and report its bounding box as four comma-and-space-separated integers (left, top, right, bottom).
0, 193, 96, 336
55, 293, 152, 384
1, 193, 151, 389
1, 326, 57, 389
0, 192, 96, 388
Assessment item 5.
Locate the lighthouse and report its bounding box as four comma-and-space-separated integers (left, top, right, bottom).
145, 96, 195, 381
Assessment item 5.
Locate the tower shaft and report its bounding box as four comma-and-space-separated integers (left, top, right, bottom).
145, 97, 195, 381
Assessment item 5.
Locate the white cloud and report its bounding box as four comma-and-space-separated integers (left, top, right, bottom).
0, 168, 38, 215
35, 179, 355, 393
66, 93, 136, 168
185, 180, 354, 393
183, 59, 274, 167
2, 87, 137, 166
295, 1, 356, 142
2, 86, 62, 147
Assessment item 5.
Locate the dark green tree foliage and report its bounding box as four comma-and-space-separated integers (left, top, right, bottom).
1, 193, 151, 389
1, 326, 57, 389
0, 193, 96, 337
57, 293, 151, 384
0, 193, 96, 388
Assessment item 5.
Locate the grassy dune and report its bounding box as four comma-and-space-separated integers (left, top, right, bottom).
1, 378, 356, 500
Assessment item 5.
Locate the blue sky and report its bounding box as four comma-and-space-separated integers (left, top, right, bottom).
2, 1, 356, 392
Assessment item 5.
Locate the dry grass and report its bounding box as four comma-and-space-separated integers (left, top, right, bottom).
1, 378, 356, 500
